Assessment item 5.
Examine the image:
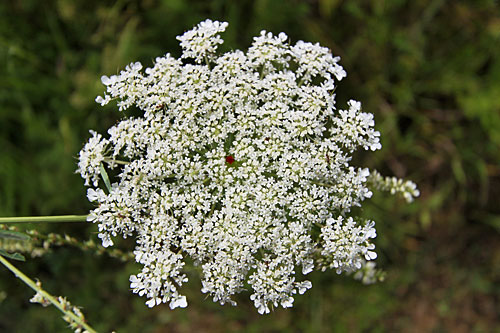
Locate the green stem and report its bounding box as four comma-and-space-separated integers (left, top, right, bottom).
309, 179, 336, 187
103, 158, 129, 165
0, 255, 97, 333
204, 55, 211, 69
0, 215, 88, 223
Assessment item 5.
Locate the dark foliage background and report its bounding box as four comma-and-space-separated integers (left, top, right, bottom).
1, 0, 499, 332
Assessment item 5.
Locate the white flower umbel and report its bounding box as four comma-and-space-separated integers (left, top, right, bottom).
177, 19, 229, 64
77, 131, 109, 187
79, 20, 419, 313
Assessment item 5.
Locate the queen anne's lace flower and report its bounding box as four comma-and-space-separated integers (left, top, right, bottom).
79, 20, 419, 313
177, 19, 229, 63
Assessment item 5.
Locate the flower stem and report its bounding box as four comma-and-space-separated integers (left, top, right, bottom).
204, 55, 211, 69
0, 255, 97, 333
103, 158, 129, 165
310, 180, 334, 187
0, 215, 88, 223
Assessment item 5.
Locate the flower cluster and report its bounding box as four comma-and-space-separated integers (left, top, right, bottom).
77, 19, 419, 314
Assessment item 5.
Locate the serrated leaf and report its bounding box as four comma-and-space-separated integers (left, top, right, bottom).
0, 249, 26, 261
0, 230, 31, 241
99, 163, 112, 192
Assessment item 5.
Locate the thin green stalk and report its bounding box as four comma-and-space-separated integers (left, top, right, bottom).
0, 215, 88, 223
0, 255, 97, 333
103, 158, 129, 165
310, 180, 334, 187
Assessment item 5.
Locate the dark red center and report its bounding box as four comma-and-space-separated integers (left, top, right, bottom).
225, 155, 235, 164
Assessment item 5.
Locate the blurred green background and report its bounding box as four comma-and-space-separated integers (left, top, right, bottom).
1, 0, 499, 332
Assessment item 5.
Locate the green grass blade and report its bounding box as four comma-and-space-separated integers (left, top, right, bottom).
0, 250, 26, 262
100, 163, 112, 192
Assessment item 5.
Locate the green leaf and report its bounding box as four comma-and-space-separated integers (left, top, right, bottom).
99, 163, 112, 192
224, 132, 236, 153
0, 249, 26, 261
0, 230, 31, 241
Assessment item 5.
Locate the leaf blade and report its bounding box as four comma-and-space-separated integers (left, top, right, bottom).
0, 230, 31, 241
99, 163, 112, 192
0, 249, 26, 261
